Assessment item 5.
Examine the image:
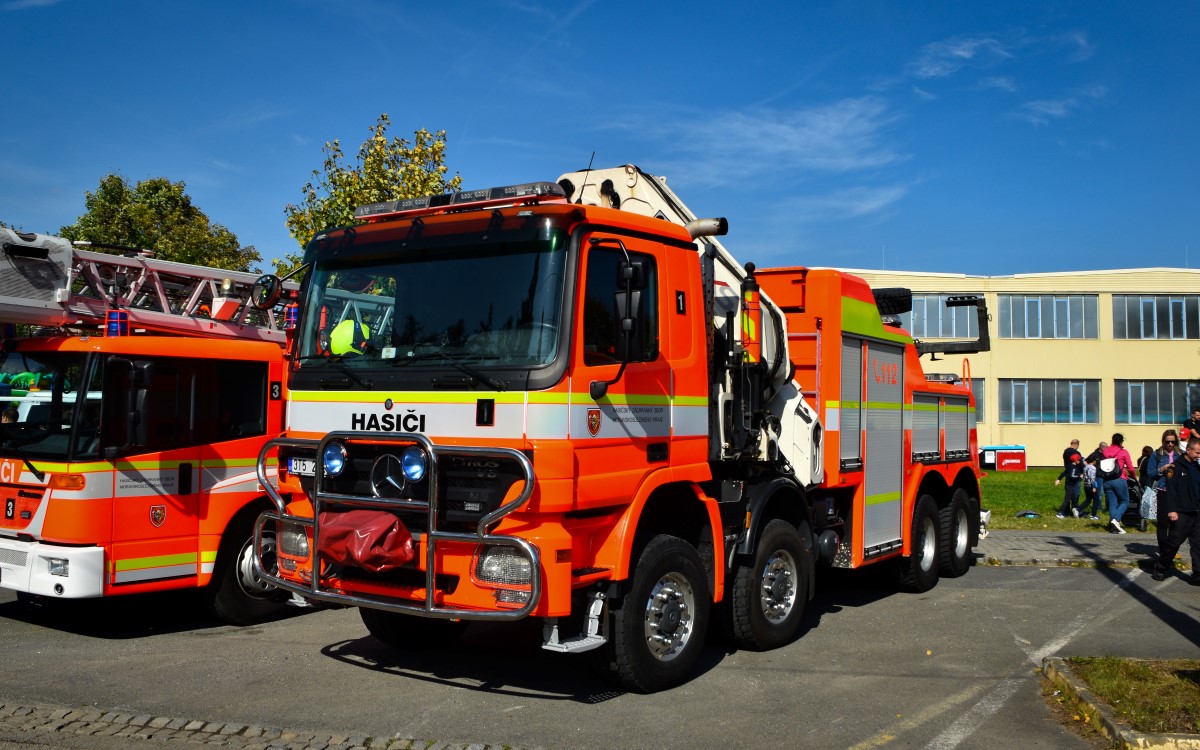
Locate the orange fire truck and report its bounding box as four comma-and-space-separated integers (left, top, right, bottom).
249, 165, 989, 690
0, 228, 297, 624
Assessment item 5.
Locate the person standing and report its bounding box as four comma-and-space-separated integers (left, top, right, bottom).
1054, 451, 1084, 518
1080, 456, 1102, 521
1182, 408, 1200, 441
1086, 441, 1109, 521
1101, 434, 1136, 534
1151, 435, 1200, 584
1062, 439, 1081, 468
1146, 430, 1182, 566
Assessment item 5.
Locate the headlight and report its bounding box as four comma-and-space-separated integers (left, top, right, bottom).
401, 446, 427, 482
46, 557, 69, 577
323, 441, 348, 477
278, 523, 310, 558
474, 545, 532, 586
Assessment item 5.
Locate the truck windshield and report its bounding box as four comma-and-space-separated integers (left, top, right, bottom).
0, 350, 99, 461
296, 225, 570, 371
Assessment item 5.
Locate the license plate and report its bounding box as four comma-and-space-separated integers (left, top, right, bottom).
287, 458, 316, 477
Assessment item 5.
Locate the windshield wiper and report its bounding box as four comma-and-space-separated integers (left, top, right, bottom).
446, 361, 506, 392
294, 356, 373, 389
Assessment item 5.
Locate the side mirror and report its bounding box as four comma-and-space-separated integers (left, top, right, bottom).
250, 275, 282, 310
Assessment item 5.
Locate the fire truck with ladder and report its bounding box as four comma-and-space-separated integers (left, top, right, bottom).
0, 227, 297, 624
248, 165, 990, 691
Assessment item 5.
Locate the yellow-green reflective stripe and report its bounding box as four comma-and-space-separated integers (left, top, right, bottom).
842, 297, 913, 344
864, 402, 903, 410
866, 491, 902, 506
945, 404, 970, 413
113, 553, 197, 572
291, 389, 708, 407
912, 402, 939, 412
200, 550, 218, 564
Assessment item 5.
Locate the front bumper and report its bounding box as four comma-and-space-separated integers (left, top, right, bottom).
254, 432, 540, 621
0, 537, 104, 598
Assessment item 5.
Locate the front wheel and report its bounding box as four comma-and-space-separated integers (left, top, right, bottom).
207, 523, 289, 626
897, 495, 941, 593
601, 535, 711, 693
729, 519, 812, 650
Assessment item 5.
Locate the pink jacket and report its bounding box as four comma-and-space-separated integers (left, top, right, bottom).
1102, 444, 1135, 479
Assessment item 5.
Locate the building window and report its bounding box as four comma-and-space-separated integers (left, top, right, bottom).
971, 377, 985, 423
1115, 380, 1200, 424
999, 379, 1099, 423
1113, 295, 1200, 339
997, 294, 1098, 338
897, 294, 980, 338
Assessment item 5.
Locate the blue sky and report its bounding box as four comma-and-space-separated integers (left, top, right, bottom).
2, 1, 1196, 275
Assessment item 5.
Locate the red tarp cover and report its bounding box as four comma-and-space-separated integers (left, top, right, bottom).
317, 510, 415, 572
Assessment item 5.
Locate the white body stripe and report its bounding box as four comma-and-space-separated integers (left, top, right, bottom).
112, 563, 196, 584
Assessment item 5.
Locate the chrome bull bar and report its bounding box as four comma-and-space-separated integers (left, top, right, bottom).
252, 431, 540, 621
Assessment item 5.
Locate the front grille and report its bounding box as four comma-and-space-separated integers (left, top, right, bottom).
0, 548, 29, 567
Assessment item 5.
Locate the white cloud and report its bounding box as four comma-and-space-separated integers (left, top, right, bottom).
2, 0, 61, 9
615, 97, 905, 187
782, 184, 911, 223
908, 36, 1011, 79
1015, 85, 1107, 125
978, 76, 1018, 93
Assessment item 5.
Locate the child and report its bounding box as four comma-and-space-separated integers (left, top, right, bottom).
1055, 451, 1084, 518
1080, 456, 1101, 520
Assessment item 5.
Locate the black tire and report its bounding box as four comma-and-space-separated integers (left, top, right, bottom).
601, 535, 711, 693
897, 495, 940, 593
729, 519, 812, 651
1138, 518, 1148, 533
359, 607, 469, 649
208, 522, 289, 626
938, 490, 973, 578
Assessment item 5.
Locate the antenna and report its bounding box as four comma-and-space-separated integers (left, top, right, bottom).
575, 151, 596, 204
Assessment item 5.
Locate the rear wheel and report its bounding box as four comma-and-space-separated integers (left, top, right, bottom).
208, 522, 289, 626
938, 490, 974, 577
601, 535, 710, 693
897, 495, 940, 593
730, 519, 812, 650
359, 607, 469, 649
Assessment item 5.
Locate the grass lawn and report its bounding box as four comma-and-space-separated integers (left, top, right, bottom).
979, 467, 1157, 532
1067, 656, 1200, 735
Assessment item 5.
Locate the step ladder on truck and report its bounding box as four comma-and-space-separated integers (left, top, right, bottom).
245, 165, 991, 691
0, 227, 300, 624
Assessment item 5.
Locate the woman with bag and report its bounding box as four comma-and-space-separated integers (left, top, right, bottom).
1146, 429, 1182, 565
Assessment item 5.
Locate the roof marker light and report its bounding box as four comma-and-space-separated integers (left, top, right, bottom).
354, 182, 567, 223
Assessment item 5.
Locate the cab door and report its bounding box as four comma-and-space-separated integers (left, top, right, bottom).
109, 357, 201, 589
571, 234, 672, 510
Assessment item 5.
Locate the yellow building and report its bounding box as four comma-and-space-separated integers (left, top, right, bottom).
839, 268, 1200, 467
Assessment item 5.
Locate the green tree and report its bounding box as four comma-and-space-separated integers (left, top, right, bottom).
60, 175, 261, 271
280, 114, 462, 274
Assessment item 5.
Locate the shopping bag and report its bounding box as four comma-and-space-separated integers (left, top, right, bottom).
1139, 486, 1158, 521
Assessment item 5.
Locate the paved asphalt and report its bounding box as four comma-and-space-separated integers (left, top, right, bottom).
2, 525, 1190, 748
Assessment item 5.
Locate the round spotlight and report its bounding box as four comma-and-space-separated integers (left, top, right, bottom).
401, 446, 427, 482
323, 441, 348, 477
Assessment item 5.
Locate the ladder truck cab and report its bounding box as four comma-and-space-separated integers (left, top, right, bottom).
0, 228, 297, 624
250, 165, 988, 691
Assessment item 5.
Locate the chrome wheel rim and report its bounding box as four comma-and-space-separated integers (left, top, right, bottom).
236, 533, 278, 599
760, 550, 798, 624
918, 516, 937, 572
642, 572, 695, 661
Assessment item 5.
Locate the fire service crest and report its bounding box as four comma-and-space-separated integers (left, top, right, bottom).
587, 408, 602, 437
150, 505, 166, 528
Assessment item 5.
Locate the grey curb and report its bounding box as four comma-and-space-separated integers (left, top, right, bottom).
1042, 657, 1200, 749
0, 701, 522, 750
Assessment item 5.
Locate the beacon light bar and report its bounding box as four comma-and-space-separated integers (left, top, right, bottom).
354, 182, 567, 222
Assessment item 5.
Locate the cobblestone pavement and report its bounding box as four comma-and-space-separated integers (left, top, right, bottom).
978, 528, 1182, 569
0, 702, 510, 750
